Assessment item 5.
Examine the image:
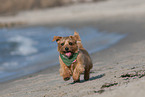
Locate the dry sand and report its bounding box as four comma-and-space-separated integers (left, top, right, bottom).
1, 0, 145, 97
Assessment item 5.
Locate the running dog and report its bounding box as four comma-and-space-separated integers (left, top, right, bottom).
52, 32, 93, 82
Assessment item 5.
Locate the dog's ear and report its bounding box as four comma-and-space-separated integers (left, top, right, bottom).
74, 32, 81, 41
74, 32, 79, 36
52, 36, 62, 42
74, 32, 83, 48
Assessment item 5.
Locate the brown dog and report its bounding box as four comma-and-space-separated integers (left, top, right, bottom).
53, 32, 93, 82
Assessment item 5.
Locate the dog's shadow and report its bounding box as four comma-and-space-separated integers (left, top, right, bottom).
69, 73, 105, 84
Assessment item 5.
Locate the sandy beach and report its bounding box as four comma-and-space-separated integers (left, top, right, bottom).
1, 0, 145, 97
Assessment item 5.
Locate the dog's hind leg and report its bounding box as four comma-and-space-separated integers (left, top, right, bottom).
84, 68, 90, 81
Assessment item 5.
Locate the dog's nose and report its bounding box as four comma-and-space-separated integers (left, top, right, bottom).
65, 47, 69, 51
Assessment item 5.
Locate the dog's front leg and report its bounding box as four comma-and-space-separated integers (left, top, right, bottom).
59, 56, 72, 81
73, 63, 84, 82
60, 64, 72, 81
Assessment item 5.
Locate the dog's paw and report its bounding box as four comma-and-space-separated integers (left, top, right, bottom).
64, 77, 70, 81
73, 79, 80, 83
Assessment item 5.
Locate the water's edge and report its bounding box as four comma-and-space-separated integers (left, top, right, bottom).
0, 26, 126, 82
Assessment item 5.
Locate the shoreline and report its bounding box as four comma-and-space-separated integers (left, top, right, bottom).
0, 25, 125, 84
1, 0, 145, 97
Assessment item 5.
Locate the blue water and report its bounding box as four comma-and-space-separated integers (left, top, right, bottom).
0, 26, 126, 82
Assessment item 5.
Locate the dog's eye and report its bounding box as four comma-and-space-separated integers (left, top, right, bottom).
69, 42, 73, 45
56, 39, 59, 42
61, 43, 64, 46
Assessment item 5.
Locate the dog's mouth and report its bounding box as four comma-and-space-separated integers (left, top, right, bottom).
63, 51, 73, 58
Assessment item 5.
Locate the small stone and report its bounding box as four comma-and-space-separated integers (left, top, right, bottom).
94, 90, 105, 94
101, 82, 118, 89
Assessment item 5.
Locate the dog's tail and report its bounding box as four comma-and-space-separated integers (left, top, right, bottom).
74, 32, 83, 49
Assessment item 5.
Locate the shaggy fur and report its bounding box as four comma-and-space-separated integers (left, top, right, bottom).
53, 32, 93, 82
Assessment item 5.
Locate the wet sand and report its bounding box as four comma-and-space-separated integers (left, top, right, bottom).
0, 0, 145, 97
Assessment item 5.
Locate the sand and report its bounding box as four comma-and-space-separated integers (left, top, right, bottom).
1, 0, 145, 97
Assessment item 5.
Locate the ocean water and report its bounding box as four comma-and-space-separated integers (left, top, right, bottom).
0, 26, 126, 82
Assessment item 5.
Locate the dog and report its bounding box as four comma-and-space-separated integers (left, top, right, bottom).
53, 32, 93, 82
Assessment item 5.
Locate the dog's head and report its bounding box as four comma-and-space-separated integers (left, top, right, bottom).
52, 32, 80, 58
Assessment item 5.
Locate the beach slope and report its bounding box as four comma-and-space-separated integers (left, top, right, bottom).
0, 0, 145, 97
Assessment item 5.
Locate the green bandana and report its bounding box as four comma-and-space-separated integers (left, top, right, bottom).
60, 52, 79, 67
